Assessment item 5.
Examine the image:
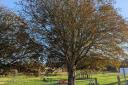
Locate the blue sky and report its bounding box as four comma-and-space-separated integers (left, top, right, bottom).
114, 0, 128, 19
0, 0, 128, 19
0, 0, 17, 9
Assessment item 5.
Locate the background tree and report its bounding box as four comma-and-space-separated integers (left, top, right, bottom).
18, 0, 128, 85
0, 7, 44, 73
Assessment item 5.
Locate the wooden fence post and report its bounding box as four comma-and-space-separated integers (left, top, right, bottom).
94, 78, 98, 85
126, 80, 128, 85
117, 75, 121, 85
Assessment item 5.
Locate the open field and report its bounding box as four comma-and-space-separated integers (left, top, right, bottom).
0, 72, 127, 85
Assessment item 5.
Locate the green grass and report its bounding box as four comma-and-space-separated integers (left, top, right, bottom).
43, 72, 128, 85
1, 76, 43, 85
92, 73, 125, 85
0, 72, 127, 85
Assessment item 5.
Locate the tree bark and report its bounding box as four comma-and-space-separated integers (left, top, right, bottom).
67, 65, 76, 85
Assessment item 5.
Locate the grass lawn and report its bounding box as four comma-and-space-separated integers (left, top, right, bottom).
0, 72, 127, 85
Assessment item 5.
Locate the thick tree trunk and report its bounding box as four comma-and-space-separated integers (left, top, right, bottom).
67, 65, 76, 85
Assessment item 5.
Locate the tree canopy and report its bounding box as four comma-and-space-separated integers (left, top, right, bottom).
18, 0, 128, 85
